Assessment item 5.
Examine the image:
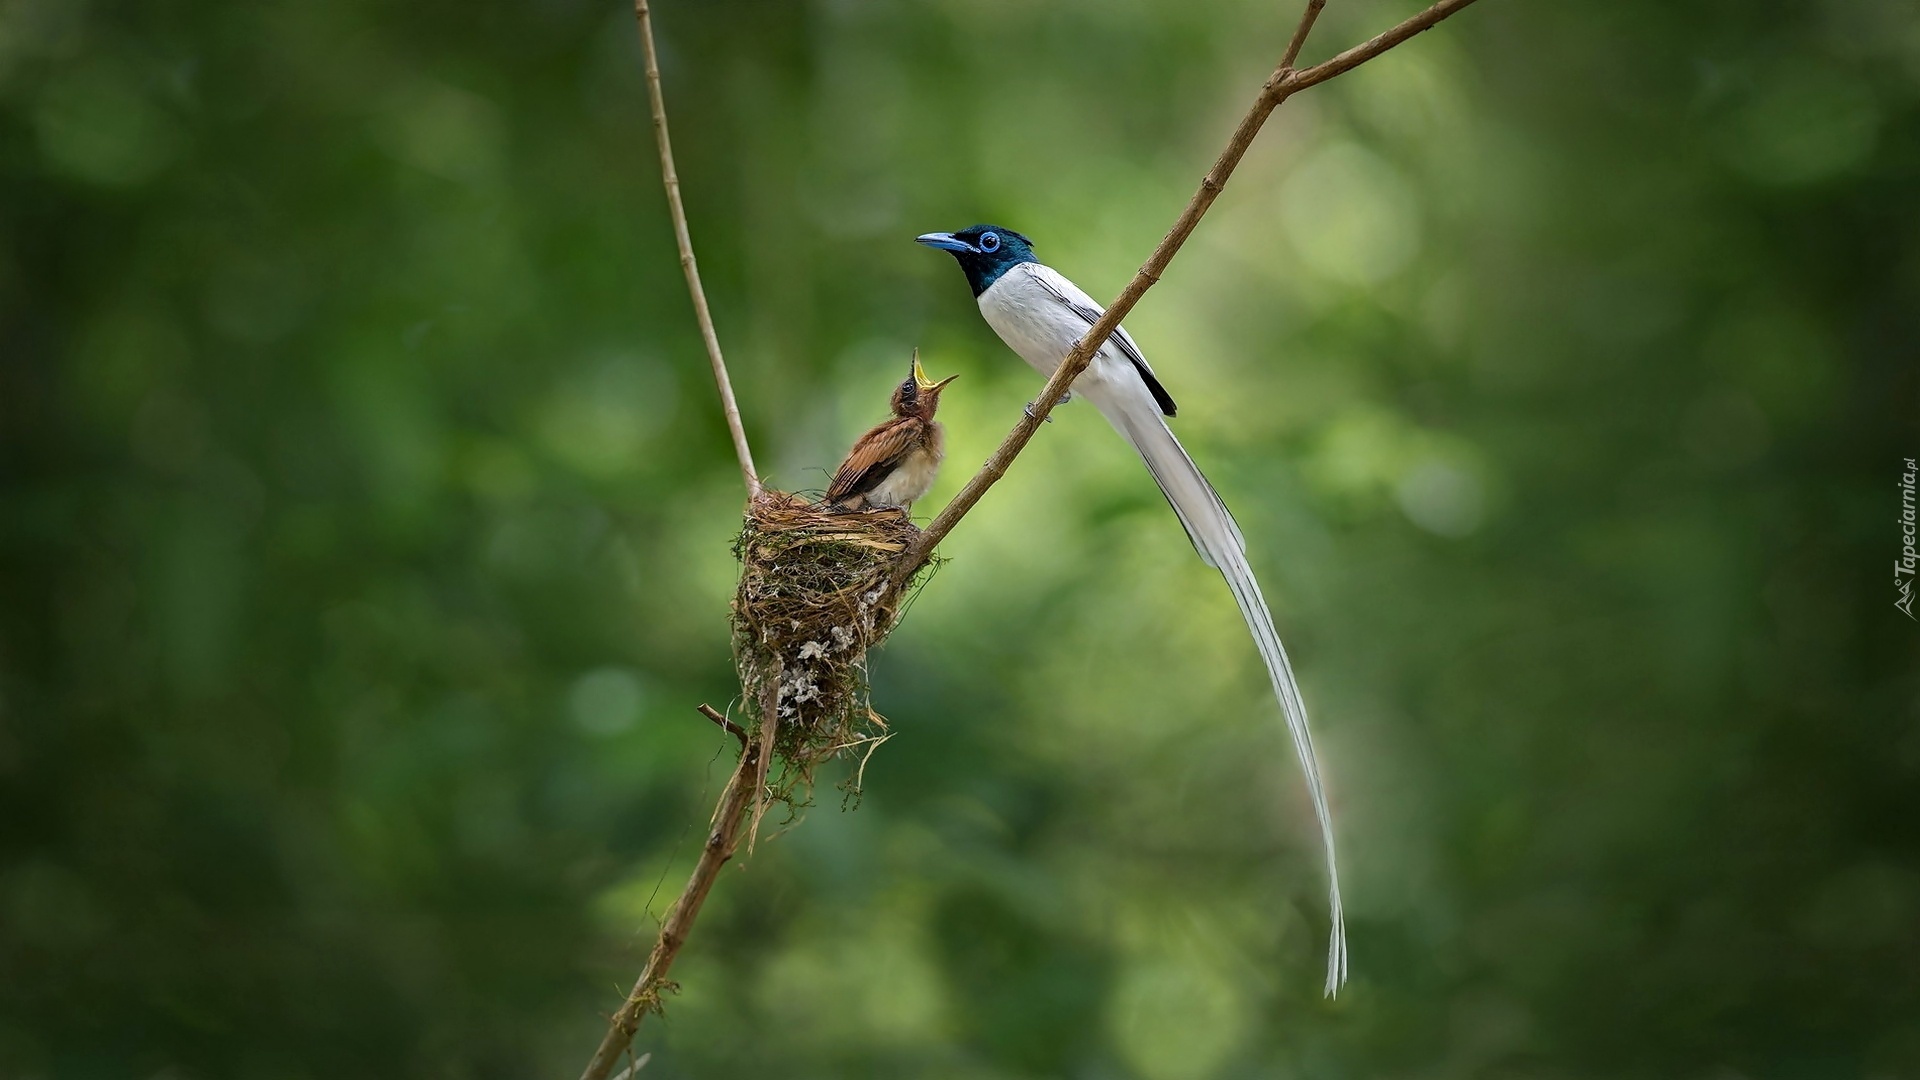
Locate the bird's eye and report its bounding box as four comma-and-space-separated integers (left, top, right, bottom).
979, 232, 1000, 252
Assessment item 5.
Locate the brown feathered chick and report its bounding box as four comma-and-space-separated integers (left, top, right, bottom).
825, 350, 957, 511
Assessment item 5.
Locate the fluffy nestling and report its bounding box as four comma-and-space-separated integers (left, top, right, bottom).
824, 350, 957, 512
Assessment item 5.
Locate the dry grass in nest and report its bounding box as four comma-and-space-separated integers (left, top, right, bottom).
730, 489, 932, 808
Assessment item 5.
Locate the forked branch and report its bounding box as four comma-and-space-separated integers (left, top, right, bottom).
892, 0, 1483, 584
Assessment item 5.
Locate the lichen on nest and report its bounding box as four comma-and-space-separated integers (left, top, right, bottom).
730, 489, 932, 807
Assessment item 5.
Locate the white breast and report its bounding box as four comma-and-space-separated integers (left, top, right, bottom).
866, 424, 945, 509
976, 263, 1133, 394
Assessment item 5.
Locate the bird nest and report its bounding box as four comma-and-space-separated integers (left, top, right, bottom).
730, 489, 931, 808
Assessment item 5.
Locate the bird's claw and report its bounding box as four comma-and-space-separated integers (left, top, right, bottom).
1023, 401, 1055, 424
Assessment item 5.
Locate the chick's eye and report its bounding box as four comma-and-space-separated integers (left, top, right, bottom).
979, 232, 1000, 252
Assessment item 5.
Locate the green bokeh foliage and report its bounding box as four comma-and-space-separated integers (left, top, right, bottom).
1, 0, 1916, 1077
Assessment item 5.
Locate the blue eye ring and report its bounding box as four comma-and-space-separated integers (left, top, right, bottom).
979, 231, 1000, 252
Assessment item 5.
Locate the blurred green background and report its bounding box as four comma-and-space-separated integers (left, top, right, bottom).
4, 0, 1918, 1076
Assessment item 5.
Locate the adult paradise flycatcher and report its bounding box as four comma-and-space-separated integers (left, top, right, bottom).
917, 224, 1345, 995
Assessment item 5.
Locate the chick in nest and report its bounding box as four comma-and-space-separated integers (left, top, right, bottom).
825, 349, 958, 512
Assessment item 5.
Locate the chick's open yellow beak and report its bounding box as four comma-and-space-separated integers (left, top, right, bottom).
911, 350, 958, 394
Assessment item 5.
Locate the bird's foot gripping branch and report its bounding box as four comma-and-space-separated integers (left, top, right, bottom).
730, 491, 934, 817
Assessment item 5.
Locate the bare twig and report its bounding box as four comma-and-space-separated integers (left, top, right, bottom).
695, 702, 748, 748
1279, 0, 1328, 71
1283, 0, 1481, 93
577, 712, 764, 1080
892, 0, 1482, 586
635, 0, 760, 498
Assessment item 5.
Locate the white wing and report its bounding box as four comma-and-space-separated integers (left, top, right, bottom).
1024, 264, 1179, 417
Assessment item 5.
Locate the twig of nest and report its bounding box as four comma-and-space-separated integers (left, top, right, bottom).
730, 490, 934, 817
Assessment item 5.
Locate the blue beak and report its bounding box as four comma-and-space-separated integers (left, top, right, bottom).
916, 232, 977, 254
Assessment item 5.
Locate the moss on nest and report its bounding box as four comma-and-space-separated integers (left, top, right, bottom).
730, 489, 931, 807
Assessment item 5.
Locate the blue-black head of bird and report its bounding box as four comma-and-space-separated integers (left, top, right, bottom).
892, 351, 958, 420
915, 224, 1036, 297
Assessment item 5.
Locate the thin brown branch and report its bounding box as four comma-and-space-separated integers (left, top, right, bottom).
695, 702, 748, 748
1283, 0, 1480, 91
1278, 0, 1327, 72
892, 0, 1482, 586
745, 683, 780, 851
635, 0, 760, 498
578, 718, 764, 1080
